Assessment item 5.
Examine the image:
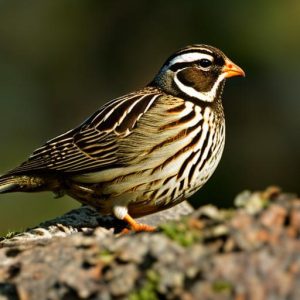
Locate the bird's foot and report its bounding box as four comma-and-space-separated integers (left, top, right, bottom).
122, 214, 156, 232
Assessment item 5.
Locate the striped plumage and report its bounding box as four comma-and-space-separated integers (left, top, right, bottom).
0, 44, 245, 231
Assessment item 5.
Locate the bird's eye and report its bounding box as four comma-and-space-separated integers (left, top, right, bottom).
199, 59, 212, 68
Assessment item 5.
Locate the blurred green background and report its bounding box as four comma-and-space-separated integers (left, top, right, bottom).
0, 1, 299, 235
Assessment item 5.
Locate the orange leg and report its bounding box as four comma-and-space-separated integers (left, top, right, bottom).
123, 214, 156, 232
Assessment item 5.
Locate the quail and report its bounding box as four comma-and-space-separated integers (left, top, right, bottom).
0, 44, 245, 231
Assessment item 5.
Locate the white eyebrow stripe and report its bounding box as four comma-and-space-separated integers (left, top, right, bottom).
169, 52, 214, 65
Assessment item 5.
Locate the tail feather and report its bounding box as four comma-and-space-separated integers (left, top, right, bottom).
0, 176, 20, 193
0, 175, 49, 194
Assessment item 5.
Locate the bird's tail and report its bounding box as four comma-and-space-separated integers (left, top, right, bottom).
0, 176, 20, 193
0, 174, 48, 194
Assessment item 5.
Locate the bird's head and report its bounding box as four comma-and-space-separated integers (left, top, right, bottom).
152, 44, 245, 102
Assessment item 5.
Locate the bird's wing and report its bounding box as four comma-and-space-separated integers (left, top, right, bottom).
7, 89, 162, 175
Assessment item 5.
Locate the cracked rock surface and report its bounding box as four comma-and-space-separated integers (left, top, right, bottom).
1, 187, 300, 300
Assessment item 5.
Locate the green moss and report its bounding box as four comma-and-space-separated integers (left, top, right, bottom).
98, 249, 115, 264
129, 270, 160, 300
3, 231, 18, 239
212, 280, 233, 293
160, 219, 201, 247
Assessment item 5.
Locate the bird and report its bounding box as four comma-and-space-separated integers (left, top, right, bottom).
0, 44, 245, 232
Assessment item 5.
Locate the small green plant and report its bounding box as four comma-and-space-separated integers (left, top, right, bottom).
160, 219, 201, 247
212, 280, 233, 293
98, 249, 115, 264
129, 270, 160, 300
4, 231, 18, 239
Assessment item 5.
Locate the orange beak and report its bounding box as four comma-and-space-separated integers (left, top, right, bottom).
222, 59, 245, 78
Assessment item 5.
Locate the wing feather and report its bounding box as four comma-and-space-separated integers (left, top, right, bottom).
7, 88, 161, 175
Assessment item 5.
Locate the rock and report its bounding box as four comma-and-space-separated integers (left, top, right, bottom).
0, 188, 300, 299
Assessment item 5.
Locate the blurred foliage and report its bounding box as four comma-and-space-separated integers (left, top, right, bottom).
0, 0, 299, 235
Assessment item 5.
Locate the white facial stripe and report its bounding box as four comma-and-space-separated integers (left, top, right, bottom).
174, 71, 226, 102
169, 52, 214, 66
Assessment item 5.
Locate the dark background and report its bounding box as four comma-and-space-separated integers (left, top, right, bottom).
0, 1, 299, 235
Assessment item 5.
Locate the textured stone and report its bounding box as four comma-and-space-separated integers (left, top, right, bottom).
0, 189, 300, 299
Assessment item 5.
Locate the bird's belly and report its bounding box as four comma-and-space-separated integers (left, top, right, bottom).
67, 125, 225, 217
183, 137, 225, 199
